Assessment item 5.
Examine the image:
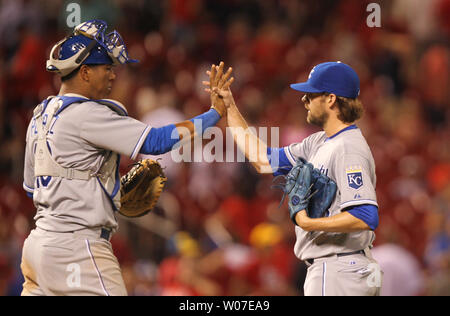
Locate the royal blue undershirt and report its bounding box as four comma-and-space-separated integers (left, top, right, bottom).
139, 108, 220, 155
346, 204, 379, 230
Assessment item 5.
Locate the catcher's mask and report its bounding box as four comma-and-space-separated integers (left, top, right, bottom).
46, 19, 138, 77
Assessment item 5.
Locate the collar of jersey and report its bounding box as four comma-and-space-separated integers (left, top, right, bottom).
325, 124, 358, 141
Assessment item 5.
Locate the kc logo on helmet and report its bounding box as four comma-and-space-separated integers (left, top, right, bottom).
346, 166, 363, 190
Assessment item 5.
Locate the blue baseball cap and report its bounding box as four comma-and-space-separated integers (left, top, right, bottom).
290, 62, 360, 98
59, 34, 113, 65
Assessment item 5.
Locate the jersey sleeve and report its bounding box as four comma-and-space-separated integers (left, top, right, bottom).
267, 133, 318, 176
287, 132, 324, 163
267, 147, 294, 176
333, 153, 378, 209
346, 204, 379, 230
80, 104, 151, 160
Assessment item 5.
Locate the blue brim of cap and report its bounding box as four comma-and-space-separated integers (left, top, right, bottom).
290, 83, 324, 93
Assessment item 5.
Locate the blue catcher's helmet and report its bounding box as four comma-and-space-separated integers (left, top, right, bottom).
59, 34, 113, 65
47, 19, 138, 77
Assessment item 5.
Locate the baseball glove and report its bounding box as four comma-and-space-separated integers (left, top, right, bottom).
273, 158, 337, 222
119, 159, 167, 218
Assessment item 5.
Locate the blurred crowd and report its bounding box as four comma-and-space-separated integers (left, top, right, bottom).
0, 0, 449, 296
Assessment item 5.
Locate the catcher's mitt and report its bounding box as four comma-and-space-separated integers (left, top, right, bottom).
119, 159, 167, 218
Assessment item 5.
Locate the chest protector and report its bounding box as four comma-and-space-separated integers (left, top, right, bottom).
33, 96, 128, 211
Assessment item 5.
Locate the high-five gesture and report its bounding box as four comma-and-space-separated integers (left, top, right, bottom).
204, 61, 272, 174
203, 61, 234, 116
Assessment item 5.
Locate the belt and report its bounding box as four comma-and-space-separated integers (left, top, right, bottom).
36, 227, 112, 241
305, 250, 365, 266
71, 227, 112, 241
100, 228, 111, 241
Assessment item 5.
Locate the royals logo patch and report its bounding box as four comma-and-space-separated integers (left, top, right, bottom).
346, 166, 363, 190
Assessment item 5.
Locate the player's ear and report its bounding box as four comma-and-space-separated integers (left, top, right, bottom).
79, 65, 91, 82
326, 93, 337, 109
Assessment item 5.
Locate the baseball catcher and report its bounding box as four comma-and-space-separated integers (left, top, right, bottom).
119, 159, 167, 218
21, 18, 233, 296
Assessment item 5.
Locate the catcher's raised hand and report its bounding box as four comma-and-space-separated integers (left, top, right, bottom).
203, 61, 234, 116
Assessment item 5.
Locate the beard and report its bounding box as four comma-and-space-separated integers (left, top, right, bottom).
307, 110, 329, 128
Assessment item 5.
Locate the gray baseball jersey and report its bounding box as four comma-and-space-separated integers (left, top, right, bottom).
23, 93, 151, 233
282, 125, 378, 261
